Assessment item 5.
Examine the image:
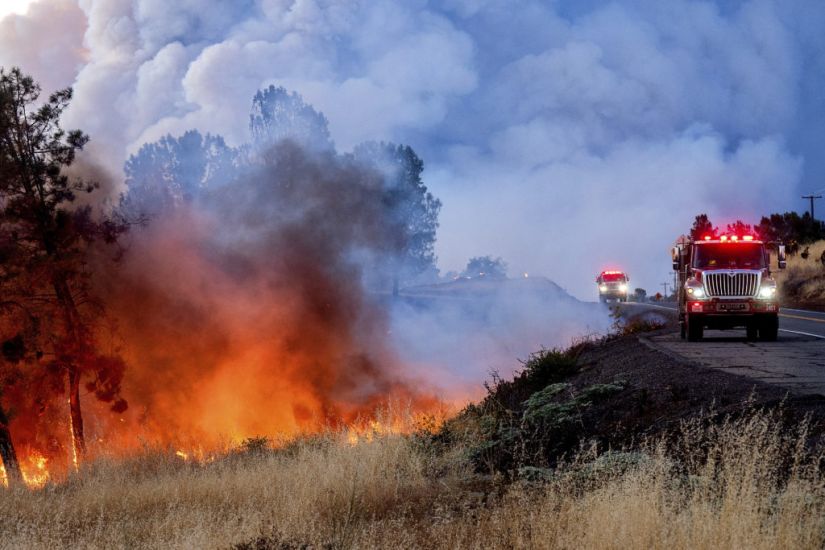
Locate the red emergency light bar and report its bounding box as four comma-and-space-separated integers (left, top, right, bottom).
601, 270, 625, 275
702, 234, 758, 243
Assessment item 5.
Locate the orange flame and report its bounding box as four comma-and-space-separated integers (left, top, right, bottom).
2, 454, 50, 489
68, 399, 79, 473
22, 452, 50, 489
344, 408, 449, 446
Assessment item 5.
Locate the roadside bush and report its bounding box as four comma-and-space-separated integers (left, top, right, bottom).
437, 345, 628, 474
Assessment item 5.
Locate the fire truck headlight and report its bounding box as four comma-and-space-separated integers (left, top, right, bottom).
687, 287, 705, 298
599, 284, 608, 292
759, 285, 777, 299
619, 284, 628, 293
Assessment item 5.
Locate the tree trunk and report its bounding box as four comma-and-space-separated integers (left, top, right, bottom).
67, 367, 85, 465
52, 274, 87, 464
0, 405, 23, 486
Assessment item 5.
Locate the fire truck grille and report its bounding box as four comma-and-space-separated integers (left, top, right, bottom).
704, 272, 759, 298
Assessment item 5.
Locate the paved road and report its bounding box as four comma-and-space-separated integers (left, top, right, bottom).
622, 302, 825, 396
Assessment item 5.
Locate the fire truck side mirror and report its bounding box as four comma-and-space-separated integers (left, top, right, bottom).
671, 247, 680, 271
777, 245, 787, 269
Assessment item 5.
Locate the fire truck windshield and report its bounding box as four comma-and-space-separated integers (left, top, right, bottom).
693, 243, 765, 269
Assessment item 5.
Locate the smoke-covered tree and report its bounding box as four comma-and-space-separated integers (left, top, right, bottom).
461, 256, 508, 279
0, 67, 128, 473
124, 91, 443, 301
250, 86, 333, 151
123, 88, 332, 217
353, 142, 441, 294
122, 130, 238, 220
690, 214, 717, 240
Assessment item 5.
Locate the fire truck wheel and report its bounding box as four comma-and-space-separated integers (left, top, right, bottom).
686, 315, 703, 342
759, 315, 779, 342
746, 322, 758, 341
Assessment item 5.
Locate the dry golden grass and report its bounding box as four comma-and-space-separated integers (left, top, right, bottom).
1, 411, 823, 549
775, 240, 825, 304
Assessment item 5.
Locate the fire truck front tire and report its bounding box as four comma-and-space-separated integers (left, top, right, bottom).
686, 314, 703, 342
746, 322, 758, 341
758, 315, 779, 342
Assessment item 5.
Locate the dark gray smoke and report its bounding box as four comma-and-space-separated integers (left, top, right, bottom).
93, 141, 440, 443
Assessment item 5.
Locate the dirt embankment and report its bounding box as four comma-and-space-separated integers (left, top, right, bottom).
439, 329, 825, 474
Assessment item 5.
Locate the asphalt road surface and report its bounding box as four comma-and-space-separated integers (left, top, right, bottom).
622, 302, 825, 396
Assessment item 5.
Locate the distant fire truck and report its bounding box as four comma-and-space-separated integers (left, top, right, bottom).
672, 233, 786, 342
596, 270, 630, 303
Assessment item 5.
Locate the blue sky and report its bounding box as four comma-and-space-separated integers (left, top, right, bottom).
2, 0, 823, 297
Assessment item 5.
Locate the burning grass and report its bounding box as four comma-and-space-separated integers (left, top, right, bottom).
1, 403, 824, 548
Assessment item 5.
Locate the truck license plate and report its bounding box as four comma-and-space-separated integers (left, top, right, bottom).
717, 302, 749, 312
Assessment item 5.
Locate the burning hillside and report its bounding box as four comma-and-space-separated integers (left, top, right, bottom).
0, 73, 449, 486
96, 142, 444, 448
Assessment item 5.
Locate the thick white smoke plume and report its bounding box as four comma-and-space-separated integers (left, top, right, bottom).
1, 0, 820, 298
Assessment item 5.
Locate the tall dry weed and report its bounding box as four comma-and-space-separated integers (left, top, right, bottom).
0, 409, 822, 549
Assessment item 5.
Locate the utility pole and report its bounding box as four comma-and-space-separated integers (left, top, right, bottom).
673, 271, 679, 301
802, 194, 822, 221
661, 282, 670, 300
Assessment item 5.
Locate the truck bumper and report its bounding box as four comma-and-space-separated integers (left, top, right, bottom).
685, 298, 778, 329
686, 298, 778, 314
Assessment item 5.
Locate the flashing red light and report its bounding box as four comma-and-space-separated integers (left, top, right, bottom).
705, 233, 758, 243
691, 302, 704, 313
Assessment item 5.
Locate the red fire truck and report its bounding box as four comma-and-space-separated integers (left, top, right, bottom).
596, 270, 630, 303
672, 233, 786, 342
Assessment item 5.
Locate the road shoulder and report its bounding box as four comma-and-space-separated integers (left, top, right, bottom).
644, 330, 825, 396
